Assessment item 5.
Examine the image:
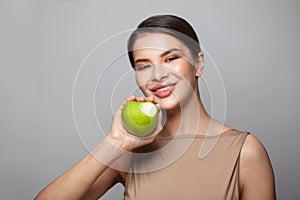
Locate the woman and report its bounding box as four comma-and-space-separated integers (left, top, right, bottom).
35, 15, 276, 199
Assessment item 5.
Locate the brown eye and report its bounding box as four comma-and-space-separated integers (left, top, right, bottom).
165, 55, 179, 63
135, 64, 151, 71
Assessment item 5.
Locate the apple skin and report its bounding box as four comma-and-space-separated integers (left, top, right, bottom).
121, 101, 158, 137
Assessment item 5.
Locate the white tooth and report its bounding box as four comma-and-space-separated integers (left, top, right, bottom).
156, 86, 170, 92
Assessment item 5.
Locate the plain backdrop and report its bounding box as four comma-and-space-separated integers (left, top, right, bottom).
1, 0, 300, 199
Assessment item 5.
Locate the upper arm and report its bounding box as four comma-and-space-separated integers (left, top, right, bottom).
239, 134, 276, 200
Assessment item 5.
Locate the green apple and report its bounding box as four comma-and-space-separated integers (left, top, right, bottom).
121, 101, 159, 137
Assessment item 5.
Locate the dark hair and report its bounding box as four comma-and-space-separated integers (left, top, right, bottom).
127, 15, 201, 68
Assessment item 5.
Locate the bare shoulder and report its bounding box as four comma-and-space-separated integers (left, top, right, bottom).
240, 134, 269, 163
239, 134, 276, 199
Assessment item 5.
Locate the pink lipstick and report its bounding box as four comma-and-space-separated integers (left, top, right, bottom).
150, 82, 176, 98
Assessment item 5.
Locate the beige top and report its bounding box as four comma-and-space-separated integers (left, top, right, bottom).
124, 129, 248, 200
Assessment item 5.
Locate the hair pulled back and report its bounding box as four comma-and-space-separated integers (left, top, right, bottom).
127, 15, 201, 68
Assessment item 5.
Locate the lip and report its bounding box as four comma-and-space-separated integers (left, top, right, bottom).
150, 82, 177, 91
150, 82, 177, 98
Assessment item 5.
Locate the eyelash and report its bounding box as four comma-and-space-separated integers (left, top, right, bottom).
135, 64, 151, 71
165, 55, 179, 63
135, 55, 180, 71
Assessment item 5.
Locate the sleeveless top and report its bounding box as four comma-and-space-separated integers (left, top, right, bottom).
123, 129, 249, 200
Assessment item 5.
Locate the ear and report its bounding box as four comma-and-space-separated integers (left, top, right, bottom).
195, 52, 204, 77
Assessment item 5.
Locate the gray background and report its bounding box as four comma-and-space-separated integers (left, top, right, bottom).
1, 0, 299, 199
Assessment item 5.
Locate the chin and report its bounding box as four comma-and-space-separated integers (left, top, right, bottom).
154, 95, 181, 111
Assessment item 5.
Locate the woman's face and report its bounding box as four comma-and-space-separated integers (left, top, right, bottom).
132, 33, 203, 110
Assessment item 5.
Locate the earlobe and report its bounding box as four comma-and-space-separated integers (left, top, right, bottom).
195, 65, 204, 77
195, 52, 204, 77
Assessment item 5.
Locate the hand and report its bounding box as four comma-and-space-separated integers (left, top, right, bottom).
107, 96, 163, 151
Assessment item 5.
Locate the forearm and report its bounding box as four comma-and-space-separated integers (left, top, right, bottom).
35, 136, 125, 200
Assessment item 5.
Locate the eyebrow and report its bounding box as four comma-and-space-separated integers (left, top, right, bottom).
134, 48, 182, 64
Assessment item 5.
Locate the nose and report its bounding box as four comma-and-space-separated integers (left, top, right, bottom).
151, 64, 168, 82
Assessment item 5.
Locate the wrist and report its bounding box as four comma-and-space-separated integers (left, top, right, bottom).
106, 133, 134, 151
91, 136, 127, 165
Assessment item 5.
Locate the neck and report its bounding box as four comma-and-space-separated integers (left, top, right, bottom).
160, 89, 211, 137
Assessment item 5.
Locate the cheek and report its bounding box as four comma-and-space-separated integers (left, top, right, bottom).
135, 72, 149, 88
173, 62, 196, 80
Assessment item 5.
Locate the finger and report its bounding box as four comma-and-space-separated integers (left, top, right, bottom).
127, 95, 136, 102
145, 96, 154, 102
136, 96, 145, 102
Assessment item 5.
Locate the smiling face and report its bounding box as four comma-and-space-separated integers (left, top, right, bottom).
132, 33, 203, 110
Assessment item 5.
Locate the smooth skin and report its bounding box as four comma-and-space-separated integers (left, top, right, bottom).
35, 33, 276, 200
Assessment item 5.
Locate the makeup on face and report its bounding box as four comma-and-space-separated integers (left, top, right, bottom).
132, 33, 199, 109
